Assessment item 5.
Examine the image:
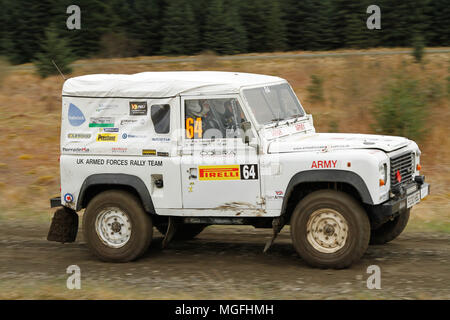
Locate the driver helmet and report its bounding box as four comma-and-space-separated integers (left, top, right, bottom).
186, 100, 203, 117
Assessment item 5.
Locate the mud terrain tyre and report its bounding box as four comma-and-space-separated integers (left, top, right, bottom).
290, 190, 370, 269
370, 209, 410, 245
155, 224, 207, 240
83, 190, 153, 262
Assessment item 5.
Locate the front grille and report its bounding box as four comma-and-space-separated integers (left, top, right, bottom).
390, 152, 414, 188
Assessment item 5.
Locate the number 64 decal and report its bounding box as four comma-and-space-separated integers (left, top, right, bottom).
240, 164, 258, 180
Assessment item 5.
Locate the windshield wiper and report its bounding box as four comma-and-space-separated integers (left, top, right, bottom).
269, 118, 284, 127
288, 113, 303, 122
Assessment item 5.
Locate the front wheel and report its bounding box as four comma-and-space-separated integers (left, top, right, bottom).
370, 209, 410, 245
83, 190, 153, 262
290, 190, 370, 269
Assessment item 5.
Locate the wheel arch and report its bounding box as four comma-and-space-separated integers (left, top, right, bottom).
281, 170, 374, 222
77, 173, 155, 214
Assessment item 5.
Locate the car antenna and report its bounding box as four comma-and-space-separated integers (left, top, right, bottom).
52, 60, 67, 81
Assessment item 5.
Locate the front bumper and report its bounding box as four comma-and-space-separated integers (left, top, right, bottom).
368, 182, 429, 228
382, 182, 429, 215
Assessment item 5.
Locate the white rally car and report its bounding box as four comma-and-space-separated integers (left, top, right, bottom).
48, 71, 429, 268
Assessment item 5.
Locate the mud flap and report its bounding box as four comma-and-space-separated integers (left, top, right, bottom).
263, 216, 284, 253
47, 207, 79, 243
161, 217, 179, 249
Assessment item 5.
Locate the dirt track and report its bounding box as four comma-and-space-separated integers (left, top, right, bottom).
0, 221, 449, 299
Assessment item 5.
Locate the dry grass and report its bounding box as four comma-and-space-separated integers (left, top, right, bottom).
0, 48, 448, 228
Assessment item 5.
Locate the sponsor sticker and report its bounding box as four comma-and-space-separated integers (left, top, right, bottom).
62, 147, 90, 153
198, 164, 258, 181
96, 133, 118, 142
68, 103, 85, 127
96, 104, 119, 112
130, 102, 148, 116
89, 117, 115, 127
122, 133, 147, 139
157, 151, 169, 157
112, 147, 127, 153
67, 133, 91, 139
152, 137, 171, 142
64, 193, 74, 203
142, 149, 156, 156
100, 127, 119, 133
120, 119, 138, 126
295, 122, 305, 131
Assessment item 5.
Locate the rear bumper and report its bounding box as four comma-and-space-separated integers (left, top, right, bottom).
50, 197, 62, 208
368, 182, 429, 228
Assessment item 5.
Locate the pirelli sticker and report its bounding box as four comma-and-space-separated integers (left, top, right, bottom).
198, 164, 258, 181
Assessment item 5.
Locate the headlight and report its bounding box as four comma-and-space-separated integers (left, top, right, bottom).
379, 163, 387, 187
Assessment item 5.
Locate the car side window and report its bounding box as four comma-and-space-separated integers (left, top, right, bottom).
151, 104, 170, 134
185, 98, 247, 139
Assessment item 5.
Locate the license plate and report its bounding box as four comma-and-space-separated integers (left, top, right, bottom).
407, 191, 420, 208
420, 184, 429, 199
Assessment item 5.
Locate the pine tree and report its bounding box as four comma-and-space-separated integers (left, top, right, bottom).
225, 0, 248, 53
34, 24, 75, 78
240, 0, 267, 52
203, 0, 247, 54
2, 0, 58, 64
332, 0, 368, 48
132, 0, 164, 56
160, 0, 199, 55
240, 0, 286, 52
428, 0, 450, 46
283, 0, 332, 51
264, 0, 286, 51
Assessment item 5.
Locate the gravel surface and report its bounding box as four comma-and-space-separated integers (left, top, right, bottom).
0, 221, 448, 299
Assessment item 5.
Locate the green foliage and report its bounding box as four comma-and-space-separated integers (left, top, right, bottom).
0, 0, 449, 64
34, 25, 74, 78
447, 75, 450, 97
372, 76, 429, 141
203, 0, 247, 54
240, 0, 286, 52
328, 118, 340, 132
98, 33, 139, 58
423, 77, 444, 102
412, 34, 425, 63
0, 56, 10, 86
307, 75, 325, 102
160, 0, 199, 55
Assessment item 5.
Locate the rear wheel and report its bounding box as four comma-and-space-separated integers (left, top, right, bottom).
83, 190, 153, 262
155, 223, 207, 240
290, 190, 370, 269
370, 209, 410, 245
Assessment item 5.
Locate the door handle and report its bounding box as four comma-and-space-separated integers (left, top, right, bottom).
188, 168, 197, 179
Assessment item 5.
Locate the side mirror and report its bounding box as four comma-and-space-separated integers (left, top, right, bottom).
241, 121, 252, 132
241, 121, 253, 144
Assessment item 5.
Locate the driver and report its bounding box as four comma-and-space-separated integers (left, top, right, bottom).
223, 100, 246, 128
199, 99, 222, 133
185, 100, 222, 137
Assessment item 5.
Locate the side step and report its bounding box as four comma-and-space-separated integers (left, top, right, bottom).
50, 197, 62, 208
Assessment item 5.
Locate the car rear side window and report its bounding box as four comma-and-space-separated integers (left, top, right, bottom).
151, 104, 170, 134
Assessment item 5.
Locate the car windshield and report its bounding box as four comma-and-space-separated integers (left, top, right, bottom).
243, 83, 305, 125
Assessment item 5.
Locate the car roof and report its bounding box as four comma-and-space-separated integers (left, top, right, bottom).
62, 71, 285, 98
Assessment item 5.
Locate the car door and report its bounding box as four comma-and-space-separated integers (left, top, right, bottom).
180, 95, 263, 215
